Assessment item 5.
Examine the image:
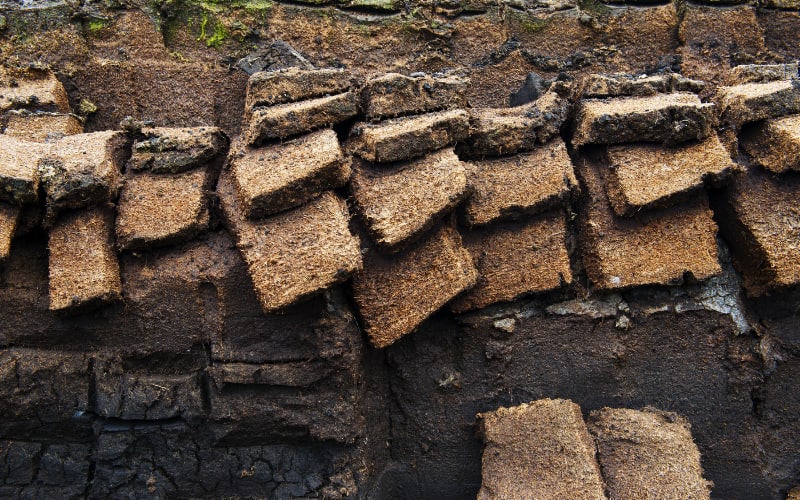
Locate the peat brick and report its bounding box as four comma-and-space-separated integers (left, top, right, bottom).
127, 126, 228, 174
0, 70, 70, 113
232, 129, 350, 218
572, 93, 716, 147
476, 399, 606, 500
605, 134, 735, 216
39, 131, 128, 218
351, 148, 468, 250
218, 170, 362, 312
578, 156, 721, 290
361, 72, 467, 120
352, 223, 478, 348
460, 90, 571, 158
588, 407, 711, 499
451, 212, 572, 313
463, 138, 577, 226
0, 202, 20, 262
3, 111, 83, 143
715, 79, 800, 127
115, 169, 210, 250
741, 114, 800, 173
349, 109, 469, 163
0, 135, 48, 205
246, 92, 359, 145
580, 72, 705, 99
715, 167, 800, 296
731, 63, 799, 84
246, 67, 353, 110
48, 207, 122, 313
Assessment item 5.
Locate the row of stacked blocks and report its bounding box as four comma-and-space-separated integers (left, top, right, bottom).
1, 64, 800, 350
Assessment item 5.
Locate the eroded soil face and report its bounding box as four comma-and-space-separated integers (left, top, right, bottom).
1, 1, 800, 499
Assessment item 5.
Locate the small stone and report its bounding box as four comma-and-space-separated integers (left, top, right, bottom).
352, 223, 478, 348
477, 399, 606, 500
492, 318, 516, 333
361, 72, 467, 120
509, 71, 547, 107
245, 67, 353, 110
48, 207, 122, 313
246, 92, 359, 145
573, 93, 716, 147
351, 148, 468, 250
127, 126, 228, 174
231, 129, 350, 218
463, 138, 577, 227
349, 109, 469, 163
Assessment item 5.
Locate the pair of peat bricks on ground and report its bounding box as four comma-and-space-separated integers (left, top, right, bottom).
0, 67, 229, 314
477, 399, 712, 499
571, 66, 800, 300
227, 66, 580, 348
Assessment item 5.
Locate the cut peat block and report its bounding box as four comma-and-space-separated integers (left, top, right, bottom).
245, 67, 353, 110
605, 134, 736, 216
741, 114, 800, 173
463, 138, 577, 227
578, 157, 721, 290
246, 92, 359, 146
232, 129, 350, 219
460, 91, 570, 158
3, 111, 83, 142
0, 70, 70, 113
476, 399, 606, 500
715, 79, 800, 127
115, 169, 210, 251
0, 135, 48, 205
0, 202, 20, 262
48, 207, 122, 313
572, 93, 716, 147
351, 148, 468, 250
128, 126, 228, 174
349, 109, 469, 163
588, 407, 711, 500
715, 167, 800, 296
580, 72, 705, 99
39, 131, 129, 218
451, 212, 572, 313
218, 170, 362, 312
352, 223, 478, 348
731, 63, 799, 84
361, 72, 467, 120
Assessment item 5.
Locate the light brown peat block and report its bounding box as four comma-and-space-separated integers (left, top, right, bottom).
349, 109, 469, 163
0, 70, 70, 113
715, 79, 800, 127
245, 67, 353, 110
741, 114, 800, 174
588, 407, 711, 500
361, 72, 467, 120
352, 223, 478, 348
3, 111, 83, 143
463, 138, 577, 226
451, 212, 572, 313
476, 399, 606, 500
578, 157, 721, 290
128, 126, 227, 174
573, 93, 716, 147
0, 202, 20, 262
218, 170, 362, 312
47, 207, 122, 313
0, 135, 48, 205
351, 148, 468, 250
605, 134, 736, 216
115, 169, 211, 251
232, 129, 350, 218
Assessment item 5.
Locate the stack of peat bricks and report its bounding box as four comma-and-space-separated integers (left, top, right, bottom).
477, 399, 711, 499
571, 72, 733, 291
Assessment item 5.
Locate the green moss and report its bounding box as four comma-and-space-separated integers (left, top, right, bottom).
206, 18, 227, 46
578, 0, 611, 16
87, 18, 110, 33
